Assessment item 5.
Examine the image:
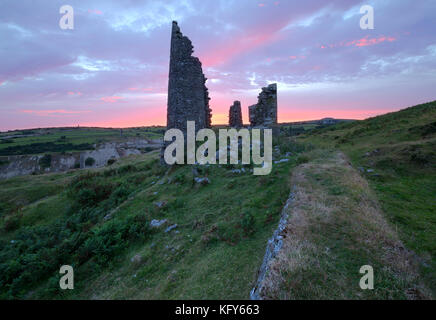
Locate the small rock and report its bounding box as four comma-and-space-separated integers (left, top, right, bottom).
150, 219, 167, 227
165, 224, 178, 233
130, 254, 142, 264
274, 158, 289, 164
103, 213, 113, 221
154, 201, 166, 208
194, 177, 210, 185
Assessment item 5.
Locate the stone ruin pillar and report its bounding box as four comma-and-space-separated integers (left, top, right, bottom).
161, 21, 212, 164
248, 83, 278, 135
229, 101, 243, 128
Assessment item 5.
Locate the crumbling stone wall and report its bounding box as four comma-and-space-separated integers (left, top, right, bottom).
248, 83, 277, 128
229, 101, 243, 128
167, 21, 212, 134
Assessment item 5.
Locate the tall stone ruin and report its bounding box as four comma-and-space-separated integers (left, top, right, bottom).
167, 21, 212, 134
229, 101, 243, 128
162, 21, 212, 164
249, 83, 277, 129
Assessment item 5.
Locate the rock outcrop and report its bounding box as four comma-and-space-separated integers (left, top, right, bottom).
229, 101, 243, 128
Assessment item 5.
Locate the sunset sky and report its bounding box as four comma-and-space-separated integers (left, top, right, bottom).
0, 0, 435, 131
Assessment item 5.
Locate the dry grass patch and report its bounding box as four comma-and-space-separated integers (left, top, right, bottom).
260, 150, 430, 300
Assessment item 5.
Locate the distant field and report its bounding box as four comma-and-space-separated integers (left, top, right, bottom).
0, 127, 164, 156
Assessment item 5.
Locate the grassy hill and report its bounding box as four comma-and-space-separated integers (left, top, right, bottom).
0, 101, 434, 299
300, 101, 436, 295
0, 144, 302, 299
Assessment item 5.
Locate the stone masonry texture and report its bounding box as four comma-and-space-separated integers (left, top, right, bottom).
248, 83, 277, 128
229, 101, 243, 128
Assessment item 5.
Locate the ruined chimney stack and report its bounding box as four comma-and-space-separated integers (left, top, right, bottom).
229, 101, 243, 128
248, 84, 278, 132
166, 21, 212, 134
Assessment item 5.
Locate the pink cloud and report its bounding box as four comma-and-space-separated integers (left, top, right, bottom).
68, 91, 82, 96
100, 96, 123, 103
320, 35, 397, 50
348, 35, 396, 47
201, 32, 282, 67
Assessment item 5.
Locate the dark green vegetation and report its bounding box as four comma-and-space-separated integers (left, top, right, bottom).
0, 142, 301, 299
302, 101, 436, 295
0, 127, 165, 156
0, 142, 94, 156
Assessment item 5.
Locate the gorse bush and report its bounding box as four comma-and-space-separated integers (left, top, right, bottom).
68, 172, 114, 208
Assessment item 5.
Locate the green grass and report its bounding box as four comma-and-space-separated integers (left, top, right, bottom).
0, 141, 301, 299
301, 100, 436, 295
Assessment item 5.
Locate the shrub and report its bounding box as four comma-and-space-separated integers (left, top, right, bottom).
68, 172, 114, 208
85, 157, 95, 167
39, 154, 52, 169
107, 158, 117, 166
0, 142, 93, 156
3, 214, 21, 232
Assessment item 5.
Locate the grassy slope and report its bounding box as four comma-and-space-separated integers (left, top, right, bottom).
0, 145, 299, 299
261, 150, 428, 299
300, 101, 436, 295
1, 101, 434, 300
